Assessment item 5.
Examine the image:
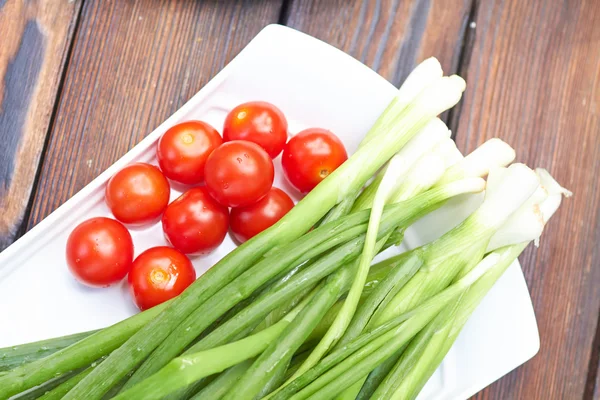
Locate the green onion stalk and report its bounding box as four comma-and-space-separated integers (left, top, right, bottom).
0, 299, 171, 398
6, 371, 80, 400
0, 330, 97, 373
355, 347, 407, 400
191, 359, 254, 400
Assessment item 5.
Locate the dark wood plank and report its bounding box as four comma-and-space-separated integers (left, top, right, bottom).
451, 0, 600, 398
284, 0, 474, 87
0, 0, 82, 250
26, 0, 284, 228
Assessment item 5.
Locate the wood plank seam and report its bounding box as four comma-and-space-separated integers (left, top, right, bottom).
277, 0, 292, 24
447, 0, 480, 137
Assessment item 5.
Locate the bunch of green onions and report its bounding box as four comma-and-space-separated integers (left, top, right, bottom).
0, 58, 570, 400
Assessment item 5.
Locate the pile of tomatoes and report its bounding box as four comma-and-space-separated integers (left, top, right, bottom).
66, 101, 348, 310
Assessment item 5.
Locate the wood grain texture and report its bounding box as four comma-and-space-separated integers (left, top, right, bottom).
0, 0, 82, 250
284, 0, 474, 87
26, 0, 283, 228
452, 0, 600, 398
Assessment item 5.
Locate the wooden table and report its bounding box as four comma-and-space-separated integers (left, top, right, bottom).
1, 0, 598, 398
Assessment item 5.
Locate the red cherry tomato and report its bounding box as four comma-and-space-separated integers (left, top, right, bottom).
230, 188, 295, 243
204, 140, 274, 207
282, 128, 348, 193
105, 163, 170, 225
162, 187, 229, 254
128, 247, 196, 310
66, 217, 134, 287
157, 121, 223, 185
223, 102, 288, 158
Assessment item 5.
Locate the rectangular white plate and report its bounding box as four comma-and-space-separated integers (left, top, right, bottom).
0, 25, 539, 399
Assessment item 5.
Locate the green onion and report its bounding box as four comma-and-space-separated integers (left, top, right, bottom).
0, 330, 96, 372
355, 347, 407, 400
7, 371, 80, 400
191, 359, 253, 400
0, 299, 170, 398
37, 362, 98, 400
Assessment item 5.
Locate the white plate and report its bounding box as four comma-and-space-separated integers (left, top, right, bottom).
0, 25, 539, 399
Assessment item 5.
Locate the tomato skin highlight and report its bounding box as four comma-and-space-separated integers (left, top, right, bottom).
105, 163, 170, 225
128, 247, 196, 311
66, 217, 134, 287
223, 101, 288, 158
230, 188, 295, 243
282, 128, 348, 193
204, 140, 274, 207
157, 121, 223, 185
162, 187, 229, 255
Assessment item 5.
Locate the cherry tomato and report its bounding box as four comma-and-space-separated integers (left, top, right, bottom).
162, 187, 229, 254
282, 128, 348, 193
157, 121, 223, 185
204, 140, 274, 207
230, 188, 294, 243
223, 102, 288, 158
128, 247, 196, 310
105, 163, 170, 225
66, 217, 134, 287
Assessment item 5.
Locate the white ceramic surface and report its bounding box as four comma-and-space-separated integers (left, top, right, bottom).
0, 24, 539, 399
